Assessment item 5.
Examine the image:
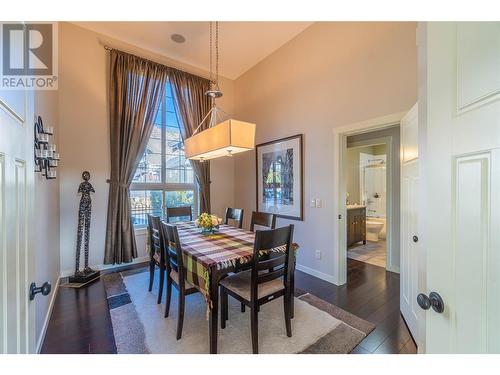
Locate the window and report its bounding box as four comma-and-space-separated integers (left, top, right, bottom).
130, 81, 197, 227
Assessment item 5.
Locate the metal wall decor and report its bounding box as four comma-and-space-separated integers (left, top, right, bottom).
34, 115, 60, 179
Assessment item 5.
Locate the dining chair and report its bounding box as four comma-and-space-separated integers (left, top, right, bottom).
161, 221, 203, 340
166, 206, 193, 223
219, 224, 295, 354
224, 207, 244, 228
249, 211, 276, 232
147, 214, 166, 304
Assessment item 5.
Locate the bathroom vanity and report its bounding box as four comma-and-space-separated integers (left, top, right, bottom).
347, 205, 366, 247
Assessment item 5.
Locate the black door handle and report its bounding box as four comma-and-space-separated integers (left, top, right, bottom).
413, 235, 419, 243
417, 292, 444, 313
29, 282, 51, 301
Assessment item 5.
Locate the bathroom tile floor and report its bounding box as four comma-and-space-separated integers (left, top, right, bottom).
348, 240, 386, 268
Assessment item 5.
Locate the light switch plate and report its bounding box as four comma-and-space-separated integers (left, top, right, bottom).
310, 199, 316, 208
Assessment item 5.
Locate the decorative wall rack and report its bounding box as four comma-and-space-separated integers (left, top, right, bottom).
34, 115, 60, 179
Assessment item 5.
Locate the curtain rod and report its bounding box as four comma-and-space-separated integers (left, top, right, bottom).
102, 44, 211, 83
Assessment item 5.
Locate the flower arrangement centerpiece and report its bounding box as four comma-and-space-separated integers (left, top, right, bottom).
195, 212, 222, 235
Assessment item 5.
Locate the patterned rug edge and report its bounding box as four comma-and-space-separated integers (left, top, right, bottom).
102, 270, 375, 354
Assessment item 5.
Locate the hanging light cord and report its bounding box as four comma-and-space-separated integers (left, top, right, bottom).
192, 21, 226, 135
215, 21, 219, 90
209, 21, 213, 86
208, 21, 220, 90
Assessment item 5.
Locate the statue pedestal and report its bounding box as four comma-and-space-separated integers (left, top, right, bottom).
69, 270, 100, 284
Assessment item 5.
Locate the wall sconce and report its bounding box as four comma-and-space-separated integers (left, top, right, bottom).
34, 115, 59, 180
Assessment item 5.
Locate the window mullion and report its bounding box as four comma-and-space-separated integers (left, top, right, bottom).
161, 94, 166, 185
161, 93, 167, 216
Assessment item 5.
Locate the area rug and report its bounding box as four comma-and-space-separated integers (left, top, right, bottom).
103, 268, 374, 354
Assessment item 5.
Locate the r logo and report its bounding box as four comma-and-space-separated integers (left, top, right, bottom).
2, 23, 53, 76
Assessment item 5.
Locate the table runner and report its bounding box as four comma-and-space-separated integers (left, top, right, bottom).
175, 222, 256, 305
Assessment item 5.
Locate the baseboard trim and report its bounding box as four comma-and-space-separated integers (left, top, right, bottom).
60, 256, 150, 278
295, 264, 339, 285
386, 264, 400, 274
36, 276, 60, 354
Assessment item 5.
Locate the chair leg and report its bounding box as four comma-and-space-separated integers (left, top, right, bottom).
284, 294, 292, 337
221, 288, 228, 329
250, 304, 259, 354
176, 289, 185, 340
241, 302, 245, 313
164, 276, 172, 318
157, 267, 165, 304
148, 261, 155, 292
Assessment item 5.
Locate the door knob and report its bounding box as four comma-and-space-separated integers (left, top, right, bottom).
417, 292, 444, 313
29, 282, 51, 301
413, 235, 419, 243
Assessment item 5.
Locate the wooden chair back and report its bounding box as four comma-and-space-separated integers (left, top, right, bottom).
250, 211, 276, 232
147, 214, 164, 265
251, 225, 294, 300
160, 222, 186, 288
166, 206, 192, 223
224, 207, 244, 228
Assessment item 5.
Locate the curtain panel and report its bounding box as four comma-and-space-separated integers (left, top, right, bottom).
104, 50, 169, 264
104, 48, 212, 264
169, 70, 212, 213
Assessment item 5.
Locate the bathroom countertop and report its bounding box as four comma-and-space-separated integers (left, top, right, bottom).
347, 205, 366, 210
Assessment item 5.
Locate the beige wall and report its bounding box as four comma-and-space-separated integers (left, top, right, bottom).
58, 22, 235, 275
233, 22, 417, 283
33, 90, 60, 350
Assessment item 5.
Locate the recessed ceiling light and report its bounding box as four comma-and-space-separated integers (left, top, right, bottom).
170, 33, 186, 44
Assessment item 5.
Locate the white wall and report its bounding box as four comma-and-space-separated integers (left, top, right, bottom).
58, 22, 235, 276
33, 90, 60, 350
233, 22, 417, 284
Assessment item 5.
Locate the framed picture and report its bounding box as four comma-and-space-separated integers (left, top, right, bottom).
256, 134, 303, 221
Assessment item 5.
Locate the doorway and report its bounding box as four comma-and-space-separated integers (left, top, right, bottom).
345, 140, 389, 269
342, 126, 400, 274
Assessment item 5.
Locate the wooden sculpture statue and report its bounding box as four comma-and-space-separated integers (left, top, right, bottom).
69, 171, 100, 284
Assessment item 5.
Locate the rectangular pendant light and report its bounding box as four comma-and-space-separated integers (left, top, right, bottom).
185, 119, 256, 161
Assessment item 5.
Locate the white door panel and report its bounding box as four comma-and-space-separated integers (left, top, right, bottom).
0, 87, 35, 353
400, 103, 420, 342
422, 22, 500, 353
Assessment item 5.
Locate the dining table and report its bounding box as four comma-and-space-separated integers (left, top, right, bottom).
174, 221, 297, 354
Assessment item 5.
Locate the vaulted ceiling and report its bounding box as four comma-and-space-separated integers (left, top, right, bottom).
73, 22, 313, 79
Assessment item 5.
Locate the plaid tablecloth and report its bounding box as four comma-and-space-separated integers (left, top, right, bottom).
175, 222, 256, 305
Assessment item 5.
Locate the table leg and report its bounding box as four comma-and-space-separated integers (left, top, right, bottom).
209, 271, 219, 354
291, 257, 296, 319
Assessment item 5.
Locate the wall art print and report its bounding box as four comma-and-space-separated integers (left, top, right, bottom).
256, 134, 303, 220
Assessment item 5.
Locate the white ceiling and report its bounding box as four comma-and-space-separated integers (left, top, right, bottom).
73, 22, 313, 79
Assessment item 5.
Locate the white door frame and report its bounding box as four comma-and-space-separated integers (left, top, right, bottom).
333, 112, 405, 285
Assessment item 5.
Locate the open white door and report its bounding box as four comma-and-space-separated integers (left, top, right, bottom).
0, 90, 35, 351
400, 103, 420, 342
421, 22, 500, 353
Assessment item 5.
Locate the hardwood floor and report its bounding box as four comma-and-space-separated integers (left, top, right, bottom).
295, 259, 417, 354
41, 277, 116, 353
41, 259, 416, 354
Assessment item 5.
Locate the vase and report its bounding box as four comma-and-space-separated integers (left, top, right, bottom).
201, 226, 219, 235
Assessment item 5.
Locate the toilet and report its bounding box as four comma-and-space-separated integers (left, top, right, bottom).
366, 217, 385, 242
